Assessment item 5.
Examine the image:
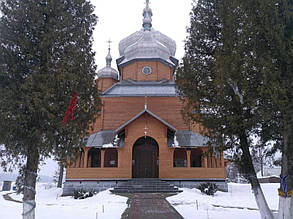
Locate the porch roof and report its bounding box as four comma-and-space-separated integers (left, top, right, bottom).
85, 130, 124, 148
86, 110, 209, 148
168, 130, 210, 147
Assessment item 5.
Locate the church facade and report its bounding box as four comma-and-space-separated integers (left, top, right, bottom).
63, 1, 227, 195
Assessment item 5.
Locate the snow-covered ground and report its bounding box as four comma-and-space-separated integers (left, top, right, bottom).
0, 183, 128, 219
0, 183, 279, 219
167, 183, 279, 219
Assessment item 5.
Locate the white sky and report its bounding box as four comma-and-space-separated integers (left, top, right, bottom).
92, 0, 193, 70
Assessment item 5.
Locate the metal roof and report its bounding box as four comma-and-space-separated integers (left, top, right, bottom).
86, 130, 124, 148
102, 80, 178, 97
86, 128, 208, 148
168, 130, 209, 147
118, 3, 176, 66
117, 1, 177, 69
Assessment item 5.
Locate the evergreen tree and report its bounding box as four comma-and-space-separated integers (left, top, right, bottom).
0, 1, 100, 218
264, 1, 293, 217
177, 0, 287, 218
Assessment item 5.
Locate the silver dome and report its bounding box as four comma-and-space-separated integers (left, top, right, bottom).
117, 0, 177, 68
97, 48, 118, 80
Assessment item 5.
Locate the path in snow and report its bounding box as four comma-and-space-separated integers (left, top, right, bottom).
121, 193, 183, 219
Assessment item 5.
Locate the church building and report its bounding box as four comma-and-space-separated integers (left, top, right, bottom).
63, 1, 227, 195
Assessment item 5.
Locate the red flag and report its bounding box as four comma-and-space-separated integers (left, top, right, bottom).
63, 93, 78, 123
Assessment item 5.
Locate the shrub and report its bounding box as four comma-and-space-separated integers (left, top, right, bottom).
73, 189, 96, 199
197, 182, 218, 196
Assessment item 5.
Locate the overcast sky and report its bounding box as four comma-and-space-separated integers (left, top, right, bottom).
92, 0, 193, 70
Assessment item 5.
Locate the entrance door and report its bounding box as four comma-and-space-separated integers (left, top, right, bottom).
132, 136, 159, 178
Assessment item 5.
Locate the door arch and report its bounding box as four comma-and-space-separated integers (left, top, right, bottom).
132, 136, 159, 178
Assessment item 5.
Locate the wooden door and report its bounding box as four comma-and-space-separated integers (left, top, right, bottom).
132, 137, 158, 178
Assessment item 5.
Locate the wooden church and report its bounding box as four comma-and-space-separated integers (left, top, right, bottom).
63, 1, 227, 195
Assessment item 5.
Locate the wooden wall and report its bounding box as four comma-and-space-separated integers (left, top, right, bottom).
121, 60, 173, 81
92, 96, 194, 134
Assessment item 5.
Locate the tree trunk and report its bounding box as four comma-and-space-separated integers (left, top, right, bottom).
57, 162, 64, 188
239, 131, 274, 219
261, 156, 264, 177
277, 119, 293, 219
23, 147, 39, 219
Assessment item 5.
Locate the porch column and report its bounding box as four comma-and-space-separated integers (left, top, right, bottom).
83, 147, 89, 168
117, 149, 121, 168
101, 149, 105, 168
186, 149, 191, 168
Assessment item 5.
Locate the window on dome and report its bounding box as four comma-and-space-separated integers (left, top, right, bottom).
142, 66, 152, 75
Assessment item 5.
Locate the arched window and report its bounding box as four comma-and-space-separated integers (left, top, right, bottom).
190, 148, 202, 167
104, 148, 118, 167
173, 148, 187, 167
88, 148, 101, 167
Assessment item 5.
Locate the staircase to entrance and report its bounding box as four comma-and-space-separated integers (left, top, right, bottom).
110, 178, 182, 193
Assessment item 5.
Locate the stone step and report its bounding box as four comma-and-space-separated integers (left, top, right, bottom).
120, 180, 169, 183
118, 183, 171, 186
112, 187, 180, 191
110, 189, 181, 193
117, 186, 172, 189
111, 178, 182, 194
117, 184, 174, 187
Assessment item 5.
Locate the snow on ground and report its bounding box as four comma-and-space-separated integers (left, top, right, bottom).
0, 183, 127, 219
0, 183, 280, 219
167, 183, 280, 219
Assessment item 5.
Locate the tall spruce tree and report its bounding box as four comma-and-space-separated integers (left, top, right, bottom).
0, 1, 100, 218
265, 1, 293, 218
280, 0, 293, 215
176, 0, 287, 218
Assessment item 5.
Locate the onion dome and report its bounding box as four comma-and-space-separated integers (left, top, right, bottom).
117, 0, 177, 68
97, 48, 118, 80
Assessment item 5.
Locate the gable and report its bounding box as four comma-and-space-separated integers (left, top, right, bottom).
115, 108, 177, 132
